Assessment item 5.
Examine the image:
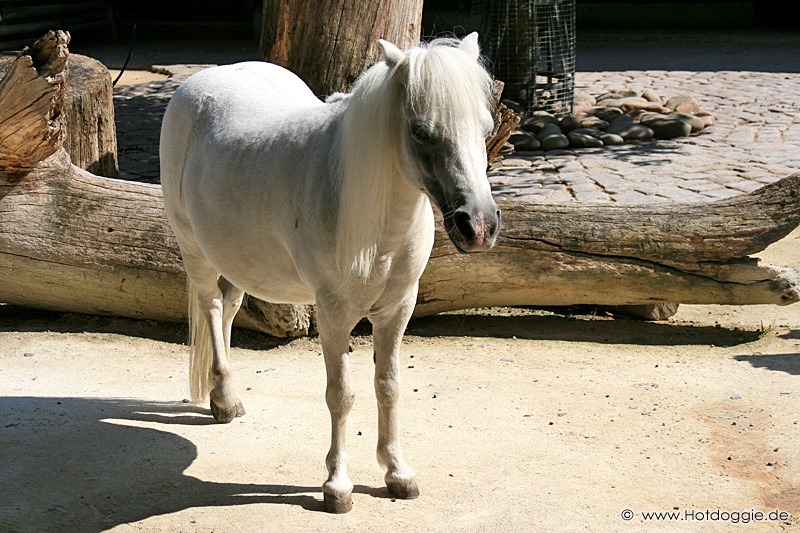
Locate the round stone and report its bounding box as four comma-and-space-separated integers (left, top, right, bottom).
567, 130, 603, 148
641, 89, 662, 103
675, 101, 702, 114
540, 134, 570, 150
637, 112, 669, 123
620, 101, 670, 114
667, 111, 705, 133
698, 114, 716, 128
596, 96, 648, 109
580, 115, 609, 130
558, 114, 584, 132
641, 117, 693, 139
574, 92, 597, 107
665, 94, 699, 111
606, 115, 655, 141
501, 99, 525, 114
521, 113, 559, 133
509, 130, 541, 151
537, 123, 570, 150
588, 106, 624, 122
597, 132, 625, 146
596, 90, 637, 102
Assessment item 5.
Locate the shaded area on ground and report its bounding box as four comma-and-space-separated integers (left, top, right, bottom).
0, 397, 328, 533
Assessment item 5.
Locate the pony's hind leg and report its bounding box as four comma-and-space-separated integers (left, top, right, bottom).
187, 264, 245, 423
370, 292, 420, 500
211, 276, 246, 422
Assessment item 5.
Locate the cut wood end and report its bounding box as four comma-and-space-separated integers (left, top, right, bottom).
0, 31, 71, 175
768, 265, 800, 306
26, 30, 71, 79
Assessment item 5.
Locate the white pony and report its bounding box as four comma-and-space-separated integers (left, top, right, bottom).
160, 33, 500, 513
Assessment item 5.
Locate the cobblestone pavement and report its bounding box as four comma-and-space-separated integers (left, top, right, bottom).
112, 65, 800, 204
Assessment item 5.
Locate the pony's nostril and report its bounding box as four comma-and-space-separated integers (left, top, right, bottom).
453, 211, 476, 241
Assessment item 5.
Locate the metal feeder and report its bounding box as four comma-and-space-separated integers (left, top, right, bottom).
478, 0, 576, 117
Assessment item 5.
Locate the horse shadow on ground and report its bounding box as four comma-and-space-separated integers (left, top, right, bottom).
734, 353, 800, 375
0, 397, 390, 532
733, 329, 800, 375
407, 310, 762, 347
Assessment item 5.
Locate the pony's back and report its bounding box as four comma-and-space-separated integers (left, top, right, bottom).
160, 61, 324, 222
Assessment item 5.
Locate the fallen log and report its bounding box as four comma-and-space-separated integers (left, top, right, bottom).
418, 177, 800, 316
1, 32, 799, 336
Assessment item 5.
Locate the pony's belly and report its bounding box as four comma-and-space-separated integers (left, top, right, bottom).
214, 259, 316, 305
195, 232, 316, 304
246, 282, 316, 306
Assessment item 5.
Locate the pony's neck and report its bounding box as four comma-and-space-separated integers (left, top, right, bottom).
334, 63, 410, 279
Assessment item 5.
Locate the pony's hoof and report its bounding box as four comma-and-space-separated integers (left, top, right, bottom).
387, 481, 420, 500
210, 398, 245, 423
323, 492, 353, 514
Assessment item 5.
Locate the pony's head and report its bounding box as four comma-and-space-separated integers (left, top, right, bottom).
381, 33, 501, 253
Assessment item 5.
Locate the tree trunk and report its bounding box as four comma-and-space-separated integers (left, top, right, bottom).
3, 32, 800, 337
259, 0, 424, 96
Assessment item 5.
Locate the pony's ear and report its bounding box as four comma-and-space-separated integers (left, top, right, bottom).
378, 39, 406, 69
459, 32, 481, 60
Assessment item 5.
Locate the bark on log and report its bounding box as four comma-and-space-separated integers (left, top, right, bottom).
3, 32, 800, 337
416, 176, 800, 316
259, 0, 424, 96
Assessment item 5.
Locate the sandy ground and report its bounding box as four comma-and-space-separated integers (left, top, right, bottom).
2, 224, 800, 532
107, 69, 169, 86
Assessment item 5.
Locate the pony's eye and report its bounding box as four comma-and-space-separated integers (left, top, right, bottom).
410, 124, 435, 144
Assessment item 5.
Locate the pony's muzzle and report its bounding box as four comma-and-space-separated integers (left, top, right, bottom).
449, 204, 501, 253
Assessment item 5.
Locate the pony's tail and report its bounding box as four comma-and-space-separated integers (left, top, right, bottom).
187, 280, 213, 403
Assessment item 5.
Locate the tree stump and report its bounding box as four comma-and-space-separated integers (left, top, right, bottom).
62, 53, 118, 178
0, 45, 118, 178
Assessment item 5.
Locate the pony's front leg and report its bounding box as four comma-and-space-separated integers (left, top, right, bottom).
318, 306, 359, 513
370, 294, 420, 500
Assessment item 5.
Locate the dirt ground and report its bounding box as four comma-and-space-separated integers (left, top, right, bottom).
107, 68, 169, 86
2, 223, 800, 532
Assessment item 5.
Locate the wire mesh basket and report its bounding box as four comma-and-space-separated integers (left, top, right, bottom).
477, 0, 576, 117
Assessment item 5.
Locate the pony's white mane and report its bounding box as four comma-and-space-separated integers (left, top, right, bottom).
335, 38, 495, 279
